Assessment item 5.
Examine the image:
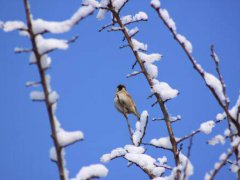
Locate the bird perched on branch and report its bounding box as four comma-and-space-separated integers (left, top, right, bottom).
114, 84, 140, 120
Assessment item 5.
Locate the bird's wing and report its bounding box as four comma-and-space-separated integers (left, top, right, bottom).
125, 92, 139, 115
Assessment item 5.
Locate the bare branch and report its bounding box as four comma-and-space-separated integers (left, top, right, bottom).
98, 21, 116, 32
147, 93, 155, 99
154, 163, 173, 170
177, 130, 200, 144
151, 100, 158, 107
183, 137, 193, 180
142, 142, 173, 151
131, 60, 138, 69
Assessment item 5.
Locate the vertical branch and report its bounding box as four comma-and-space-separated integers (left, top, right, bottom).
108, 3, 180, 170
23, 0, 65, 180
183, 137, 193, 180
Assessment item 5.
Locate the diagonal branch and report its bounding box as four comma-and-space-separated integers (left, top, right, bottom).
151, 4, 240, 135
208, 141, 240, 180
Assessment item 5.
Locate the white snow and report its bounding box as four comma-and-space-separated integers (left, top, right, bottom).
40, 54, 52, 69
200, 120, 215, 134
57, 128, 84, 147
35, 35, 68, 54
132, 38, 147, 51
208, 135, 225, 145
133, 12, 148, 21
45, 74, 52, 92
75, 164, 108, 180
230, 164, 240, 173
170, 115, 181, 122
124, 153, 165, 177
54, 116, 61, 131
71, 4, 95, 24
219, 153, 227, 161
212, 51, 220, 63
179, 152, 194, 178
224, 129, 230, 137
204, 72, 225, 101
50, 146, 57, 162
231, 136, 240, 147
121, 15, 133, 24
100, 148, 126, 163
82, 0, 100, 8
128, 27, 139, 37
112, 0, 127, 12
96, 0, 109, 20
124, 145, 145, 154
29, 53, 37, 64
214, 162, 221, 169
132, 110, 148, 146
229, 95, 240, 121
30, 91, 45, 101
159, 9, 176, 31
176, 34, 193, 53
144, 63, 158, 79
150, 137, 180, 149
138, 52, 162, 63
152, 80, 179, 101
216, 113, 225, 121
120, 12, 148, 24
157, 156, 167, 165
204, 173, 211, 180
49, 147, 66, 165
151, 0, 161, 8
48, 91, 59, 104
32, 3, 95, 34
2, 21, 26, 32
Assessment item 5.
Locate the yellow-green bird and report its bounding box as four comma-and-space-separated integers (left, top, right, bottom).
114, 84, 140, 120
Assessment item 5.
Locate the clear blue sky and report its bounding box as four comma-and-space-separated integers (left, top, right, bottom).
0, 0, 240, 179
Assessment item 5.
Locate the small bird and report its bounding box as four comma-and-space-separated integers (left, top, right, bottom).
114, 84, 140, 120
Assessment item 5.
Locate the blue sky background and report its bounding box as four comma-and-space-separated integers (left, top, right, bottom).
0, 0, 240, 179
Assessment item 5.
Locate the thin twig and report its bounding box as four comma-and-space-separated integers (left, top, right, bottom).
142, 142, 173, 151
208, 141, 240, 180
210, 45, 228, 107
183, 137, 193, 180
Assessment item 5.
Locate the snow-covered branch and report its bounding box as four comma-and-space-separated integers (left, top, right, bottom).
205, 140, 240, 180
151, 0, 240, 135
1, 1, 108, 180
